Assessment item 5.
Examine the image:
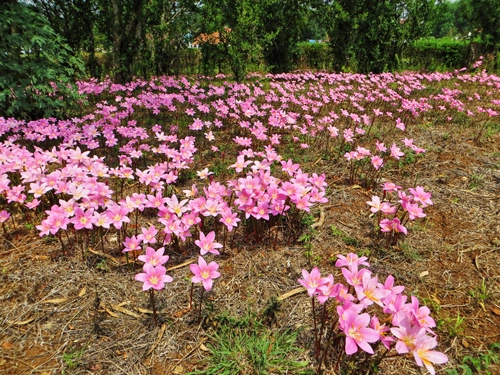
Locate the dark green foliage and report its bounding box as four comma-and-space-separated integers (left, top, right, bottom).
320, 0, 438, 73
403, 38, 470, 71
296, 42, 330, 70
0, 2, 85, 119
200, 0, 270, 81
261, 0, 307, 74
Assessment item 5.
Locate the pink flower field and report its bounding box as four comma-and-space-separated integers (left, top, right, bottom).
0, 69, 499, 374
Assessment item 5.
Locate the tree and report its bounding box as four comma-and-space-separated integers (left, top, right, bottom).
94, 0, 146, 82
0, 1, 84, 119
261, 0, 308, 73
468, 0, 500, 54
33, 0, 99, 77
200, 0, 269, 81
322, 0, 437, 73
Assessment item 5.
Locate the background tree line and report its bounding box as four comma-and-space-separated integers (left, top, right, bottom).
1, 0, 500, 117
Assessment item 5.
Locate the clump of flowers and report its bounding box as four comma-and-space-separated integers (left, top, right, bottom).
298, 253, 447, 374
134, 246, 173, 326
367, 182, 432, 245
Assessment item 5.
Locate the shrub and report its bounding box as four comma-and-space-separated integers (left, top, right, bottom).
0, 2, 85, 119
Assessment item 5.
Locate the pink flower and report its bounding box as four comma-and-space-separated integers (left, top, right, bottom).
0, 210, 10, 223
316, 274, 339, 304
197, 168, 213, 180
409, 186, 433, 207
412, 330, 448, 375
341, 310, 380, 355
122, 235, 142, 253
390, 143, 405, 159
391, 317, 421, 354
106, 204, 130, 229
335, 253, 370, 269
380, 218, 407, 235
381, 182, 402, 192
195, 231, 223, 255
190, 256, 220, 291
72, 207, 96, 230
370, 316, 394, 350
341, 265, 371, 287
371, 155, 384, 170
298, 267, 326, 297
135, 263, 173, 291
395, 118, 406, 131
138, 225, 159, 244
355, 273, 391, 307
138, 247, 169, 266
366, 196, 382, 213
219, 209, 240, 232
405, 203, 426, 220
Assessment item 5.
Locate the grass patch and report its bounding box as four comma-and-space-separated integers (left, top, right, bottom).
191, 316, 311, 375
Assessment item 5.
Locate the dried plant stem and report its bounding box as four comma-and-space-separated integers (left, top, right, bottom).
149, 288, 158, 327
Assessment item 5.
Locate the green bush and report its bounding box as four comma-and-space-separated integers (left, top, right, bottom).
401, 38, 470, 71
297, 42, 331, 70
0, 2, 85, 119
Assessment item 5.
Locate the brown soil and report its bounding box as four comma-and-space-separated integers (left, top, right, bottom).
1, 120, 500, 375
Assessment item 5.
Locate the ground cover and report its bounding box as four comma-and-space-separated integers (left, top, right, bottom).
0, 67, 499, 374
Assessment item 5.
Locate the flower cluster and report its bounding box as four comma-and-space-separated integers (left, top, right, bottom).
367, 182, 433, 244
298, 253, 447, 374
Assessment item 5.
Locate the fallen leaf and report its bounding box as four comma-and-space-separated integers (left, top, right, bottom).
462, 339, 469, 348
173, 365, 184, 374
78, 287, 86, 297
0, 359, 6, 366
200, 343, 209, 352
431, 295, 441, 305
491, 307, 500, 316
147, 323, 166, 355
2, 342, 14, 350
136, 307, 153, 314
277, 287, 305, 301
32, 255, 50, 260
111, 304, 141, 318
105, 307, 119, 318
87, 248, 124, 266
173, 308, 191, 318
43, 298, 69, 304
10, 317, 35, 325
419, 271, 429, 278
167, 259, 196, 272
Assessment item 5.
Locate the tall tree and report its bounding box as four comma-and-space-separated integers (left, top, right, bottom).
33, 0, 98, 77
322, 0, 436, 73
468, 0, 500, 54
200, 0, 269, 81
261, 0, 308, 73
96, 0, 146, 82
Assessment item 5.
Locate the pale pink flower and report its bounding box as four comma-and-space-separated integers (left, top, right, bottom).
135, 264, 172, 291
298, 267, 326, 297
138, 247, 169, 266
137, 225, 158, 244
195, 231, 223, 255
190, 256, 220, 291
412, 330, 448, 375
341, 310, 379, 355
123, 235, 142, 253
0, 210, 10, 223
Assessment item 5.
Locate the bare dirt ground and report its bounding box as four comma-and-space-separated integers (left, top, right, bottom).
0, 116, 499, 375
